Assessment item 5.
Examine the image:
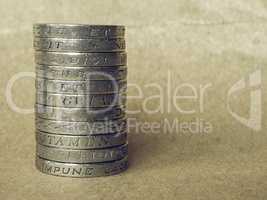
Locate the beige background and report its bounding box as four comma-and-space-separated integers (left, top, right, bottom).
0, 0, 267, 199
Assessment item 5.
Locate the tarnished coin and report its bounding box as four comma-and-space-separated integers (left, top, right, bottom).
37, 143, 128, 163
35, 51, 127, 67
35, 78, 127, 94
35, 117, 127, 135
34, 38, 126, 52
36, 130, 127, 149
36, 65, 127, 81
35, 104, 125, 122
36, 92, 126, 108
33, 24, 125, 39
36, 156, 128, 177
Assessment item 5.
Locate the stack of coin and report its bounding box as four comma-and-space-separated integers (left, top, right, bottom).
33, 24, 128, 177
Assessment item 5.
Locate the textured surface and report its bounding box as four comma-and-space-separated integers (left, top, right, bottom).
0, 0, 267, 199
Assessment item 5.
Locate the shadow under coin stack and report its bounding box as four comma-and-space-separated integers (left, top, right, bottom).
33, 24, 128, 177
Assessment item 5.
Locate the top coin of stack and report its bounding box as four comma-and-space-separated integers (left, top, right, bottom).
33, 24, 128, 177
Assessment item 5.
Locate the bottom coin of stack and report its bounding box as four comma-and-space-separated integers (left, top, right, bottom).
35, 120, 128, 177
36, 156, 128, 177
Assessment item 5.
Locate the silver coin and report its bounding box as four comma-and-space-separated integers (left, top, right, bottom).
35, 104, 125, 122
36, 65, 127, 81
37, 143, 128, 163
33, 24, 125, 39
34, 51, 127, 67
36, 130, 127, 149
36, 92, 126, 108
35, 117, 127, 135
35, 78, 127, 94
36, 156, 128, 177
34, 38, 126, 52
